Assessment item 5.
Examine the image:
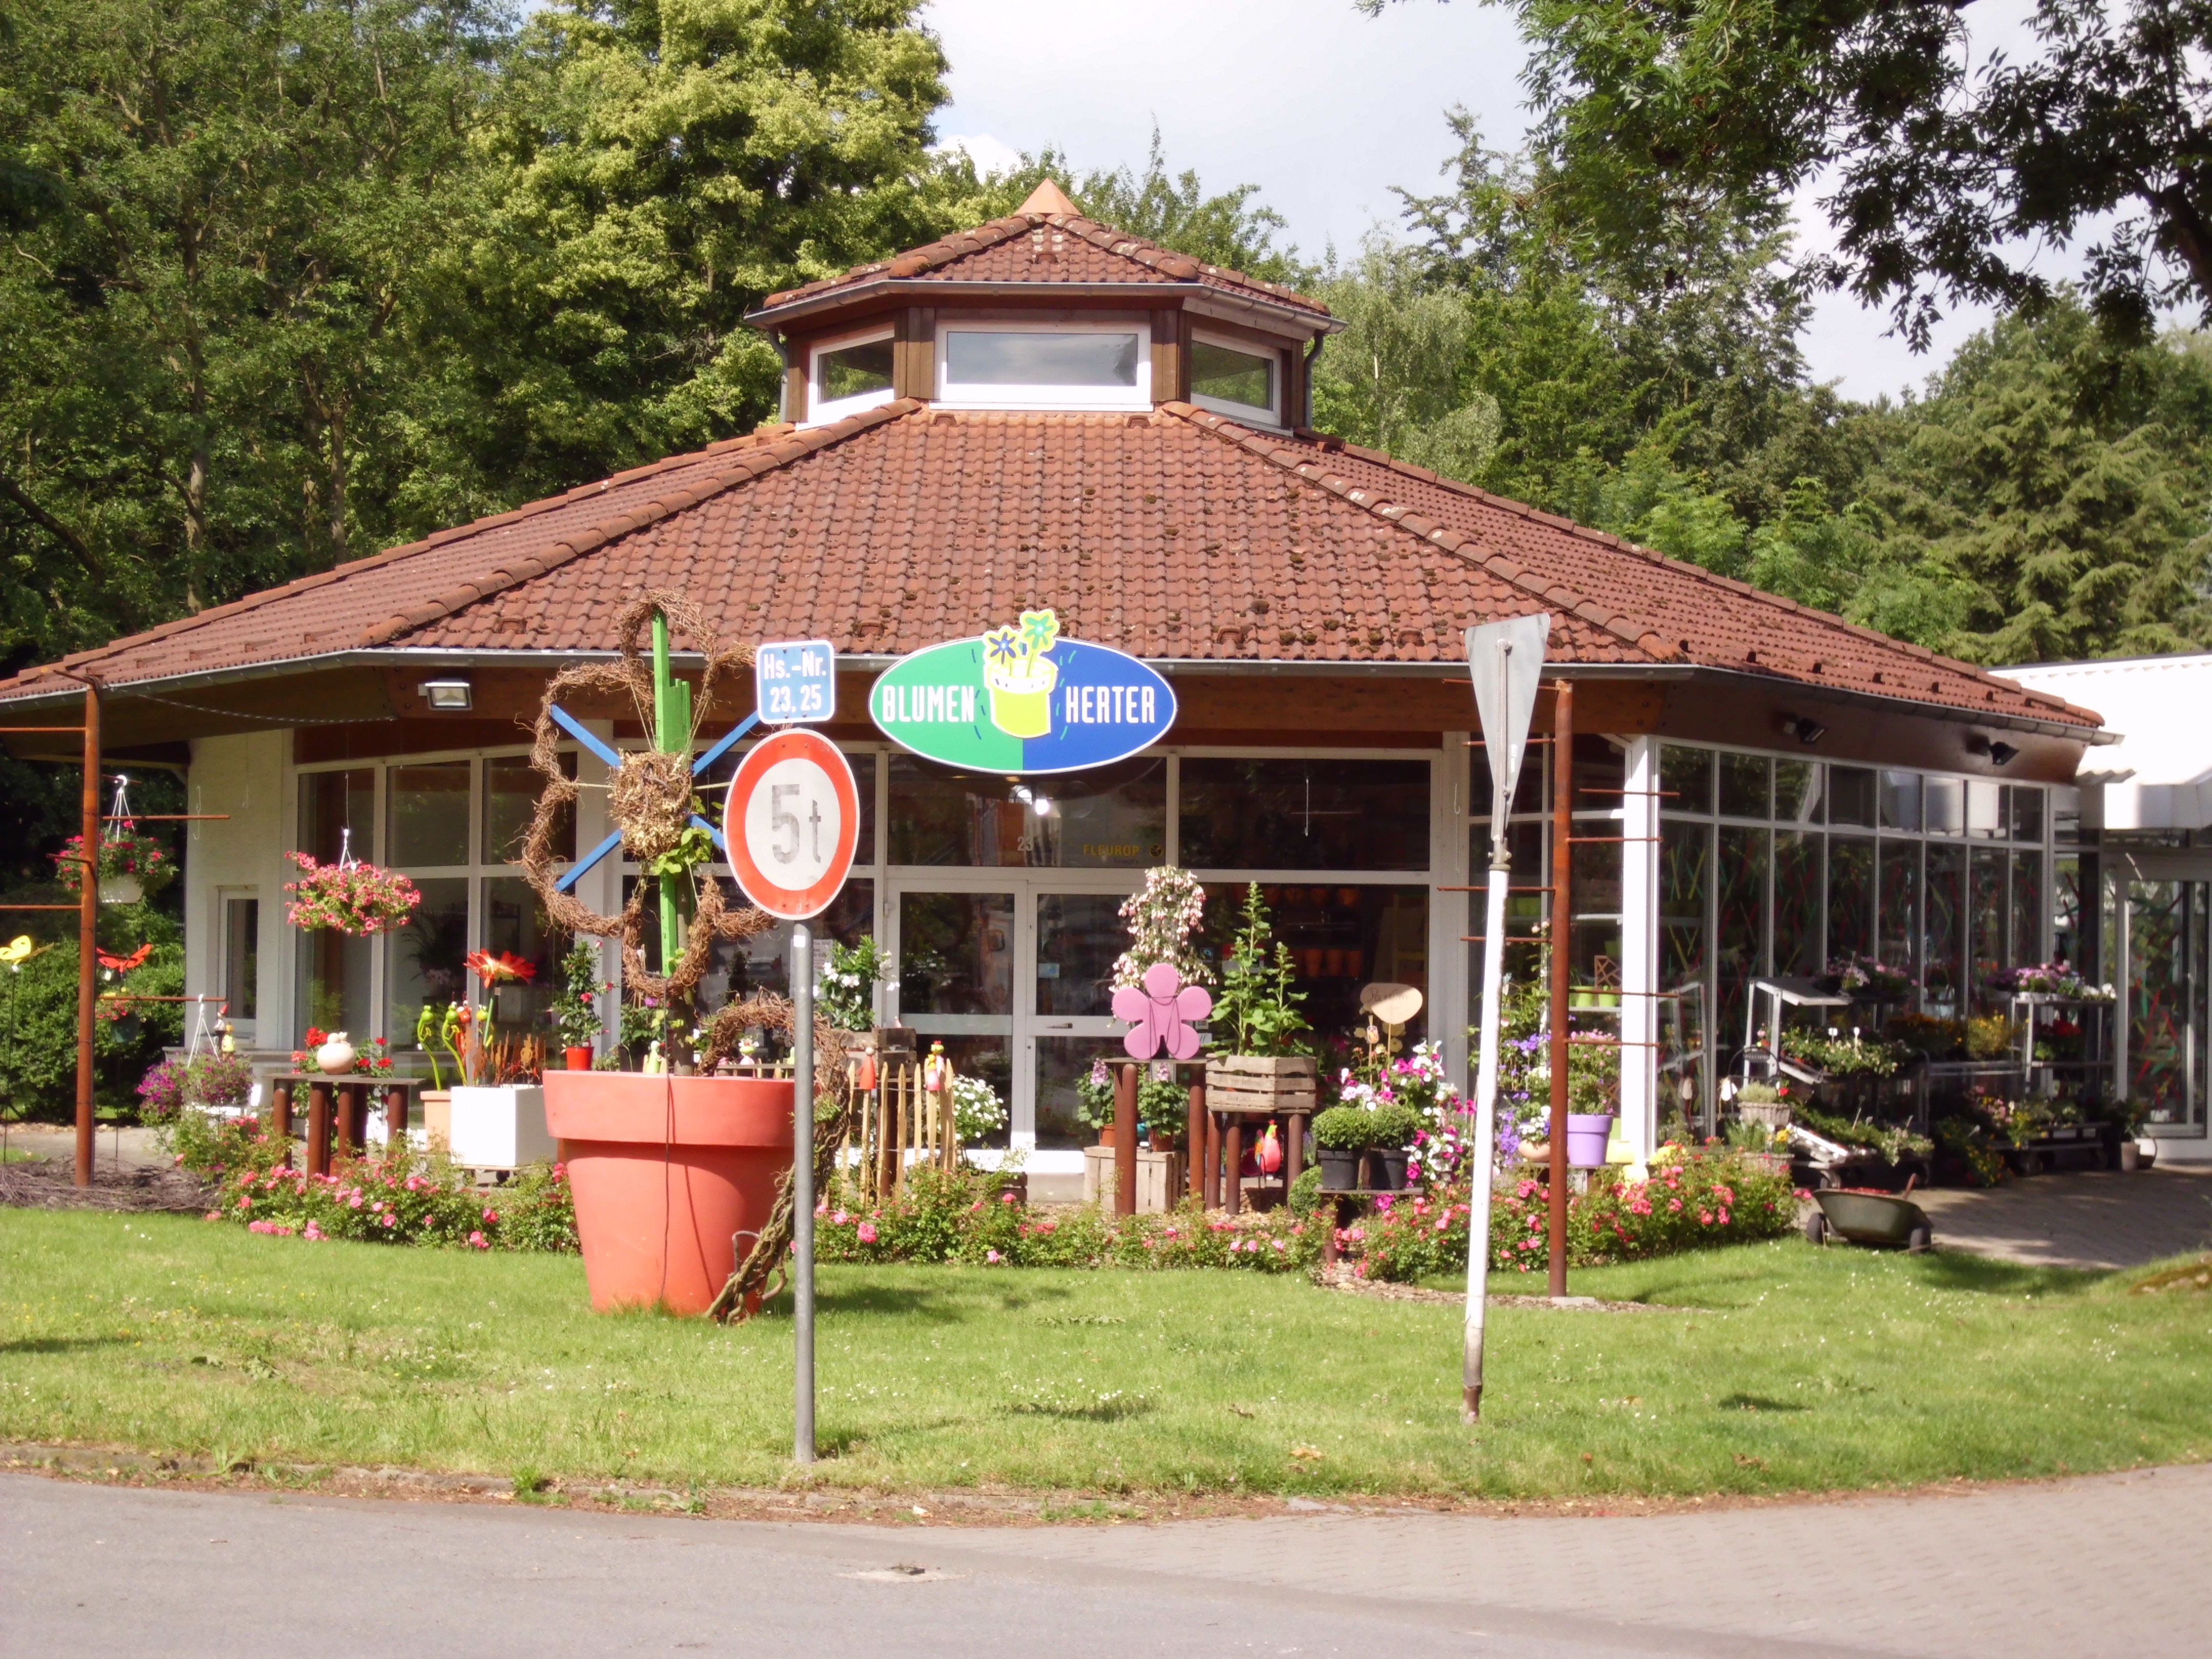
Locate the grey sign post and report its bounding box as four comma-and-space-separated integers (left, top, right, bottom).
1462, 612, 1548, 1422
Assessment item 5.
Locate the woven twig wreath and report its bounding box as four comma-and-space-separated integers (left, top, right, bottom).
520, 590, 775, 1003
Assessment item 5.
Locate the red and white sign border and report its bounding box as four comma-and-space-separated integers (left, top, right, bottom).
725, 729, 860, 920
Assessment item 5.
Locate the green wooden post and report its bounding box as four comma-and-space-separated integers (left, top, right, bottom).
649, 611, 692, 983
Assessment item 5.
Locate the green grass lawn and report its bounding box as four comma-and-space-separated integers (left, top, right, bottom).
4, 1208, 2207, 1500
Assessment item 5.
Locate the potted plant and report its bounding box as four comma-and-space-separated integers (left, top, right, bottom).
1368, 1100, 1420, 1190
1311, 1103, 1369, 1190
1565, 1035, 1619, 1168
1076, 1057, 1118, 1144
282, 849, 420, 935
1204, 883, 1315, 1120
443, 950, 554, 1169
553, 941, 604, 1071
817, 935, 885, 1033
54, 825, 174, 905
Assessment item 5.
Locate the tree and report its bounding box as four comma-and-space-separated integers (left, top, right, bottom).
1370, 0, 2212, 344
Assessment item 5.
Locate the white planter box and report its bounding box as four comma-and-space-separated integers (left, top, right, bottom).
445, 1084, 554, 1170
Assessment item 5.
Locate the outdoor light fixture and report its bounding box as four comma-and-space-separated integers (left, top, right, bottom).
1779, 714, 1827, 746
1966, 735, 2020, 767
418, 678, 474, 711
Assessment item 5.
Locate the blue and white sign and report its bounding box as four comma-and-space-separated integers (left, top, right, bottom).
756, 639, 836, 726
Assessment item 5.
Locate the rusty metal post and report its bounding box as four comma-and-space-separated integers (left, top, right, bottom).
1548, 679, 1575, 1299
1186, 1082, 1204, 1204
72, 680, 99, 1188
307, 1081, 333, 1176
384, 1081, 409, 1140
1204, 1108, 1222, 1207
1113, 1061, 1137, 1218
1286, 1111, 1306, 1191
271, 1079, 294, 1166
1224, 1118, 1244, 1216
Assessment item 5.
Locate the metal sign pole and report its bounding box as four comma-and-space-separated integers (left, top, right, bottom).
1461, 615, 1547, 1422
792, 923, 816, 1464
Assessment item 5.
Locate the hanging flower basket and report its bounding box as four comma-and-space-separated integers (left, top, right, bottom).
54, 830, 174, 901
283, 849, 421, 935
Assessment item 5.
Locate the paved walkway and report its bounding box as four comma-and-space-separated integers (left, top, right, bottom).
1, 1123, 166, 1172
5, 1463, 2207, 1657
1912, 1166, 2212, 1270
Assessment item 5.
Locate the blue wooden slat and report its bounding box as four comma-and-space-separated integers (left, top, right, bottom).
547, 704, 625, 770
691, 711, 760, 776
555, 830, 624, 892
688, 813, 728, 854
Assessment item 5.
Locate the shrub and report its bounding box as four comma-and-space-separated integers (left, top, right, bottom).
138, 1056, 188, 1120
1347, 1152, 1802, 1281
0, 936, 183, 1120
166, 1107, 290, 1182
1312, 1104, 1374, 1149
183, 1051, 253, 1105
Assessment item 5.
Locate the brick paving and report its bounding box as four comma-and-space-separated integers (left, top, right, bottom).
1910, 1167, 2212, 1270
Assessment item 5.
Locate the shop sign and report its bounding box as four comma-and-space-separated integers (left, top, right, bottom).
755, 637, 836, 725
868, 609, 1175, 774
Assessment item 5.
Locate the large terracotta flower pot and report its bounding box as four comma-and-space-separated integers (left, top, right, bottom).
542, 1071, 793, 1315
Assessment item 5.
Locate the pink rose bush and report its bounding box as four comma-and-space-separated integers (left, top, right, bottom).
1348, 1150, 1801, 1281
208, 1144, 577, 1252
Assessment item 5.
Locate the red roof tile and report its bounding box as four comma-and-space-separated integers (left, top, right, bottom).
0, 399, 2101, 736
755, 206, 1330, 324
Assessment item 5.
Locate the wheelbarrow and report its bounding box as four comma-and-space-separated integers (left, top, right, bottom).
1804, 1181, 1933, 1252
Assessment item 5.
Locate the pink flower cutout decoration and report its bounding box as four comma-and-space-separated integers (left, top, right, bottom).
1112, 963, 1212, 1061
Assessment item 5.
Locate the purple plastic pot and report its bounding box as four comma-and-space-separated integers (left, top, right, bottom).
1565, 1114, 1614, 1169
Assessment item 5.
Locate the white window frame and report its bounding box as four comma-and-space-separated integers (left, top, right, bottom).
807, 325, 898, 427
935, 321, 1152, 412
1188, 330, 1284, 427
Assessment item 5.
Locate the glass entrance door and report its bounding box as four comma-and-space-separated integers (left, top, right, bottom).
887, 875, 1139, 1167
2121, 879, 2209, 1136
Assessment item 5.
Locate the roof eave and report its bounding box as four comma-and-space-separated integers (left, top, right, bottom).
746, 279, 1339, 335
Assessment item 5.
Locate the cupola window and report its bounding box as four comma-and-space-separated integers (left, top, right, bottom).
1190, 334, 1280, 424
938, 324, 1150, 411
810, 328, 896, 423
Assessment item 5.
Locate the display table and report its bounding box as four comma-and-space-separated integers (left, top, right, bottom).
266, 1074, 426, 1177
1197, 1105, 1306, 1215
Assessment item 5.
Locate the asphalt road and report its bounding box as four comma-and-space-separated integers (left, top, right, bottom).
6, 1465, 2206, 1658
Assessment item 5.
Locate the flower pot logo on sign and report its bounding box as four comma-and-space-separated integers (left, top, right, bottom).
869, 608, 1175, 774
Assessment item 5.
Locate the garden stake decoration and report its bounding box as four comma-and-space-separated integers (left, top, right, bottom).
521, 592, 857, 1321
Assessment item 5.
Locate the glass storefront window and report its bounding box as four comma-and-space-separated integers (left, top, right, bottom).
1966, 780, 2005, 839
389, 877, 468, 1052
1773, 830, 1823, 975
1879, 842, 1920, 981
1200, 882, 1428, 1040
1970, 847, 2008, 995
1828, 767, 1876, 827
1828, 836, 1874, 962
888, 755, 1163, 867
1179, 757, 1430, 870
1661, 745, 1714, 816
1925, 778, 1965, 836
2010, 852, 2044, 971
1716, 824, 1770, 1051
1925, 844, 1966, 1015
484, 753, 576, 864
298, 768, 372, 864
1775, 760, 1823, 825
1880, 770, 1922, 832
1718, 753, 1770, 818
482, 876, 561, 1035
1036, 893, 1126, 1017
2008, 785, 2045, 844
899, 891, 1015, 1015
390, 761, 471, 866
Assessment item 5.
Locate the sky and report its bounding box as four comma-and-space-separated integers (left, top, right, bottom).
925, 0, 2045, 403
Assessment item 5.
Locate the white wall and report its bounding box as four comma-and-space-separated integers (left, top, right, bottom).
184, 731, 288, 1047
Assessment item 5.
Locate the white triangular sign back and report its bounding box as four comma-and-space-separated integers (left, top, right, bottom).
1465, 613, 1550, 824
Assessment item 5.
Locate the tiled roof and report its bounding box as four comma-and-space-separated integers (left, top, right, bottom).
0, 401, 2101, 734
755, 208, 1331, 323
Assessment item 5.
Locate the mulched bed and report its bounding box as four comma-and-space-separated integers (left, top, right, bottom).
0, 1155, 217, 1214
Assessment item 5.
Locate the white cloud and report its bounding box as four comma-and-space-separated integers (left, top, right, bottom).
931, 132, 1025, 180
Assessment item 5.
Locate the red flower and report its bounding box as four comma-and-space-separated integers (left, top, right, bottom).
465, 949, 538, 987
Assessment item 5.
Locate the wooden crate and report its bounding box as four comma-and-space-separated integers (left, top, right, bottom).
1204, 1054, 1317, 1115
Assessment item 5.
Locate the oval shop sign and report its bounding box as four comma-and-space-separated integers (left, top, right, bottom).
868, 609, 1175, 774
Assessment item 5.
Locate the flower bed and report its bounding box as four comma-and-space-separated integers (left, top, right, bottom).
207, 1139, 576, 1251
1349, 1152, 1802, 1282
815, 1168, 1319, 1272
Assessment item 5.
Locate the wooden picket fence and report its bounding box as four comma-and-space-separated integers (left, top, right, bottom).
842, 1061, 959, 1202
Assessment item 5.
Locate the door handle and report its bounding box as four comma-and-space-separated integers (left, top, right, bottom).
1038, 1021, 1073, 1030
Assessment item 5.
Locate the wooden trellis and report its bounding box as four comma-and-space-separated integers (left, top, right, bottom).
842, 1060, 960, 1201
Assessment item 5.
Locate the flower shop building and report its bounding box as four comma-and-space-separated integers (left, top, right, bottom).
0, 182, 2118, 1182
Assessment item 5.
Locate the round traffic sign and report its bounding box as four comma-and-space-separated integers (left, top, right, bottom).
725, 730, 859, 920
